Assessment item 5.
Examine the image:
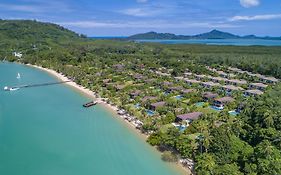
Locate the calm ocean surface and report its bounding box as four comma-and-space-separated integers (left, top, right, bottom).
0, 62, 183, 175
135, 39, 281, 46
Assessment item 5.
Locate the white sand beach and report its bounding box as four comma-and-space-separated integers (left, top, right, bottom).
27, 64, 118, 110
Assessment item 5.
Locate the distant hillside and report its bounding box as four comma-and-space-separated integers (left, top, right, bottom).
0, 20, 89, 61
128, 32, 179, 40
192, 30, 239, 39
129, 30, 281, 40
0, 20, 84, 43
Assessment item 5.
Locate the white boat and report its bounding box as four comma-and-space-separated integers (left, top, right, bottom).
10, 87, 20, 91
17, 73, 21, 79
3, 86, 20, 91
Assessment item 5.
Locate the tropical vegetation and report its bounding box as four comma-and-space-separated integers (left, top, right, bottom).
1, 20, 281, 175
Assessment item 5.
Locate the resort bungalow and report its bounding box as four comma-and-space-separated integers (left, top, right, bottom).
155, 71, 171, 77
113, 64, 124, 71
221, 85, 244, 93
137, 64, 145, 70
95, 72, 102, 76
228, 67, 243, 73
129, 90, 141, 98
226, 79, 248, 86
183, 72, 193, 77
248, 73, 263, 78
228, 67, 247, 74
163, 81, 173, 87
175, 77, 184, 81
210, 77, 228, 83
176, 112, 203, 124
104, 82, 114, 88
217, 71, 228, 78
142, 96, 157, 103
244, 89, 264, 97
203, 92, 218, 101
133, 74, 145, 80
150, 101, 166, 111
194, 74, 206, 81
213, 97, 235, 109
167, 68, 174, 73
201, 82, 221, 89
114, 85, 126, 91
249, 83, 268, 91
185, 79, 201, 86
13, 52, 23, 58
167, 86, 183, 93
102, 79, 111, 85
260, 76, 279, 84
228, 73, 236, 78
181, 89, 195, 95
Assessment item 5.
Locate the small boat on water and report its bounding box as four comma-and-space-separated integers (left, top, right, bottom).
10, 87, 20, 91
83, 101, 98, 108
17, 73, 21, 79
4, 86, 20, 91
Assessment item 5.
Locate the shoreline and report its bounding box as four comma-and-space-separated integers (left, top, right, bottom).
26, 64, 148, 137
26, 63, 192, 175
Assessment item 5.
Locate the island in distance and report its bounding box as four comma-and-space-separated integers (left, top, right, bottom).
128, 30, 281, 40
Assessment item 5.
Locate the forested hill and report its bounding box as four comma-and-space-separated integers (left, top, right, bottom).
0, 20, 88, 59
0, 20, 85, 43
129, 31, 180, 40
128, 30, 281, 40
193, 29, 239, 39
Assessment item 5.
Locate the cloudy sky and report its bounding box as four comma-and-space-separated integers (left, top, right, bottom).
0, 0, 281, 36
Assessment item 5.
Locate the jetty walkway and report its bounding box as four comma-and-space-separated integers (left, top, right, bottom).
10, 81, 70, 89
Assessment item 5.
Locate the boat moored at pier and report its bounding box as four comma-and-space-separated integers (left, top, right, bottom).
83, 101, 98, 108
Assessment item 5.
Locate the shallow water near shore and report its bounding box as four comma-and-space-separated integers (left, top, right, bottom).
0, 62, 184, 175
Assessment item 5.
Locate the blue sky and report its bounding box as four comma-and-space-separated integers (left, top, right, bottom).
0, 0, 281, 36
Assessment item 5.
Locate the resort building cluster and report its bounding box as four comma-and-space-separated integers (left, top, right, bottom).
94, 63, 279, 132
59, 62, 279, 171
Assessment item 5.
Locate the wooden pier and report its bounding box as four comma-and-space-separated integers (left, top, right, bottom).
8, 81, 70, 89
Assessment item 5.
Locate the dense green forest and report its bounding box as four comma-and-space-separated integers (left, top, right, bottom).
1, 20, 281, 175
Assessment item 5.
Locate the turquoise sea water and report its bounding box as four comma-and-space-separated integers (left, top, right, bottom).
0, 63, 183, 175
135, 39, 281, 46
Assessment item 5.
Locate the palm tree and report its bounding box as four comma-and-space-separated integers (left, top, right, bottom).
194, 120, 209, 153
195, 153, 216, 175
202, 131, 213, 153
196, 120, 209, 134
190, 139, 199, 159
263, 109, 274, 128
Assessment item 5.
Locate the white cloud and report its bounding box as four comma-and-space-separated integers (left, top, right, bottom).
121, 8, 151, 17
59, 21, 119, 28
229, 14, 281, 21
59, 20, 240, 29
137, 0, 148, 3
240, 0, 260, 8
120, 7, 163, 17
0, 2, 72, 13
0, 3, 42, 13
